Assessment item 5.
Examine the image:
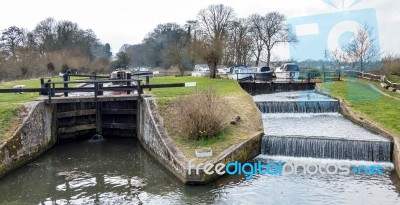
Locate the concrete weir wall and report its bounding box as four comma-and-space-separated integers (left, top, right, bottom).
137, 97, 263, 184
315, 85, 400, 178
240, 82, 316, 95
0, 102, 56, 178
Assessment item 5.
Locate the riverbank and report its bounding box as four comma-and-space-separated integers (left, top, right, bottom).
318, 78, 400, 138
0, 76, 86, 141
149, 76, 263, 163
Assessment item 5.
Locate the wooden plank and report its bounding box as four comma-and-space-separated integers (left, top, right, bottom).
58, 124, 97, 134
57, 109, 97, 118
102, 123, 136, 129
0, 88, 42, 93
102, 109, 137, 115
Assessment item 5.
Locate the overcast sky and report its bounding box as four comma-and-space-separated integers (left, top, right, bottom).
1, 0, 399, 60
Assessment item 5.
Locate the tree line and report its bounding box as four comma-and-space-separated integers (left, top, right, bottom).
120, 4, 297, 78
0, 17, 112, 80
1, 4, 396, 81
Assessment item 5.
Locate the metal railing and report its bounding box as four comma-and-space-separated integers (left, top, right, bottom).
345, 70, 382, 81
43, 79, 142, 102
343, 70, 400, 90
234, 71, 341, 83
0, 73, 198, 103
383, 77, 400, 90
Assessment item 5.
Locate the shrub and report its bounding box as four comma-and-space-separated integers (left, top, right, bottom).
168, 88, 232, 141
20, 66, 28, 76
61, 64, 69, 73
47, 63, 55, 72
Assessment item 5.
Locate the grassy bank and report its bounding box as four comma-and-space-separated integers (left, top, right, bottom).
150, 76, 263, 161
387, 75, 400, 83
0, 76, 86, 140
320, 78, 400, 137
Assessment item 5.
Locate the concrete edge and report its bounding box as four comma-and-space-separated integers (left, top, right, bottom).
0, 102, 56, 179
137, 97, 189, 183
138, 96, 263, 184
315, 84, 400, 179
315, 84, 397, 141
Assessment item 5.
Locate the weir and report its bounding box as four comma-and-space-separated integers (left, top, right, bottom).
262, 136, 392, 162
256, 91, 393, 162
255, 101, 339, 113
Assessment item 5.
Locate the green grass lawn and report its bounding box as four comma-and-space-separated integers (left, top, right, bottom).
320, 78, 400, 137
0, 76, 88, 140
387, 75, 400, 83
149, 76, 242, 98
149, 76, 263, 162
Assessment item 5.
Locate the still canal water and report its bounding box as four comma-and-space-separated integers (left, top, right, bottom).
1, 138, 399, 204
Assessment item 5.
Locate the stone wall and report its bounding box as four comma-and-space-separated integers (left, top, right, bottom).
137, 97, 263, 184
0, 102, 56, 178
393, 138, 400, 177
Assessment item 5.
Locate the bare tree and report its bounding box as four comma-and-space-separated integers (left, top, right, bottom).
345, 24, 379, 71
252, 12, 297, 66
248, 14, 265, 66
224, 18, 252, 66
33, 17, 57, 54
197, 4, 235, 78
324, 49, 348, 69
0, 26, 26, 59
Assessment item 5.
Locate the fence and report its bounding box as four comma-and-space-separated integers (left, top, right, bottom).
0, 75, 196, 103
345, 70, 382, 81
344, 70, 400, 91
233, 71, 341, 83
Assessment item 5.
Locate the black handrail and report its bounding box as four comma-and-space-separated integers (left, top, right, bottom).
234, 71, 341, 83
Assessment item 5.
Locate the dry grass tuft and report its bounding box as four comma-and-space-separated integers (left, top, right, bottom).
167, 88, 233, 141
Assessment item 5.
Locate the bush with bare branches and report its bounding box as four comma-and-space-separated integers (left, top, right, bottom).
168, 88, 232, 141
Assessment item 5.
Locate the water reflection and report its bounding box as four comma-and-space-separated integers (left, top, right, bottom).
0, 139, 399, 204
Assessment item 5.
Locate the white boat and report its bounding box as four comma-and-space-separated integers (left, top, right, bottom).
110, 69, 131, 85
227, 65, 255, 81
274, 63, 300, 80
254, 66, 274, 81
191, 64, 210, 77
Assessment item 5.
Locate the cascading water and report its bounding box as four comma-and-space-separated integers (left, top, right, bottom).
255, 101, 339, 113
261, 136, 392, 162
255, 90, 392, 162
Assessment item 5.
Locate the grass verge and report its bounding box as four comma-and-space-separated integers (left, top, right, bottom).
387, 75, 400, 83
150, 76, 263, 162
319, 78, 400, 137
0, 76, 87, 141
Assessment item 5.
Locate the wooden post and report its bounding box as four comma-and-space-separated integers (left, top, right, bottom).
63, 74, 69, 97
40, 78, 44, 95
94, 82, 98, 100
127, 73, 132, 94
146, 76, 151, 91
96, 101, 102, 135
137, 80, 142, 96
98, 83, 103, 96
48, 84, 51, 103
